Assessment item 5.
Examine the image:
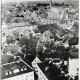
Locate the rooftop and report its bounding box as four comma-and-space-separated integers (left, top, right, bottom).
1, 60, 33, 79
38, 60, 62, 80
56, 29, 68, 37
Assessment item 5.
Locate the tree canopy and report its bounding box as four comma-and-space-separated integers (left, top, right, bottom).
68, 37, 78, 45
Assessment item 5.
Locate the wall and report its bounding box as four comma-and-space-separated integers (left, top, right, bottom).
37, 65, 48, 80
68, 58, 79, 77
3, 71, 34, 80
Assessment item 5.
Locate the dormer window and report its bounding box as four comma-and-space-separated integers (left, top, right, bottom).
13, 69, 19, 73
5, 72, 8, 75
21, 68, 23, 71
24, 68, 27, 70
9, 71, 12, 74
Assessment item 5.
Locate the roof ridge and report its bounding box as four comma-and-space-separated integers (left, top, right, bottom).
21, 60, 34, 70
1, 60, 20, 66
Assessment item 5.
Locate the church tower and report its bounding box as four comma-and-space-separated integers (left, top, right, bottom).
50, 0, 52, 8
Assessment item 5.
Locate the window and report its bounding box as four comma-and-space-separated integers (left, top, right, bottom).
9, 71, 12, 74
77, 68, 79, 71
13, 69, 19, 73
24, 68, 27, 70
34, 67, 37, 69
40, 72, 42, 75
5, 72, 8, 75
21, 68, 23, 71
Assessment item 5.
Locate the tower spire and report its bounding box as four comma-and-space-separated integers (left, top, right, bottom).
50, 0, 52, 8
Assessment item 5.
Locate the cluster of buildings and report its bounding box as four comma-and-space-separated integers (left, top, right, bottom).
1, 54, 79, 80
1, 0, 79, 80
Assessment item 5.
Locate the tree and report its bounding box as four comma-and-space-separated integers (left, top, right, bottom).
68, 37, 78, 46
6, 36, 15, 44
12, 30, 19, 40
3, 45, 21, 55
5, 17, 12, 23
19, 36, 38, 55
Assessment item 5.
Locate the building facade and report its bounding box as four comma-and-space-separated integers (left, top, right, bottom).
32, 56, 42, 73
68, 58, 79, 77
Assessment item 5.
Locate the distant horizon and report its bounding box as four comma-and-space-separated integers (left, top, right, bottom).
2, 0, 79, 4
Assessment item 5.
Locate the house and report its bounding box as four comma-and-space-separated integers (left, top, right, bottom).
1, 60, 34, 80
56, 29, 68, 39
68, 10, 76, 20
30, 25, 41, 37
68, 58, 79, 78
47, 7, 60, 19
39, 30, 54, 43
60, 10, 74, 30
32, 56, 42, 74
37, 60, 66, 80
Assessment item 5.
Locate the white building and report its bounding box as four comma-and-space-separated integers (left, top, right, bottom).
32, 56, 42, 74
1, 60, 34, 80
68, 58, 79, 77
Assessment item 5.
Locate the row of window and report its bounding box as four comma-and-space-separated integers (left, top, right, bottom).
5, 68, 27, 75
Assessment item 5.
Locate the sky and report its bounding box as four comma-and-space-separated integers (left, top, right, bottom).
2, 0, 78, 3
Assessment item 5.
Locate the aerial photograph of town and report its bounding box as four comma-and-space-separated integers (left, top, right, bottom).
1, 0, 79, 80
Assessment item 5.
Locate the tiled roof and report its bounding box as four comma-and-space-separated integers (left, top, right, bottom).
38, 24, 59, 33
56, 29, 68, 37
1, 60, 33, 79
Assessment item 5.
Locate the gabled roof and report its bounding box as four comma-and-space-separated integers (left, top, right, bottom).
39, 30, 53, 43
68, 11, 76, 15
1, 60, 33, 79
32, 56, 42, 63
56, 29, 68, 38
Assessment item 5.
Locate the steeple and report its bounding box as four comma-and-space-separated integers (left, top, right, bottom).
50, 0, 52, 8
